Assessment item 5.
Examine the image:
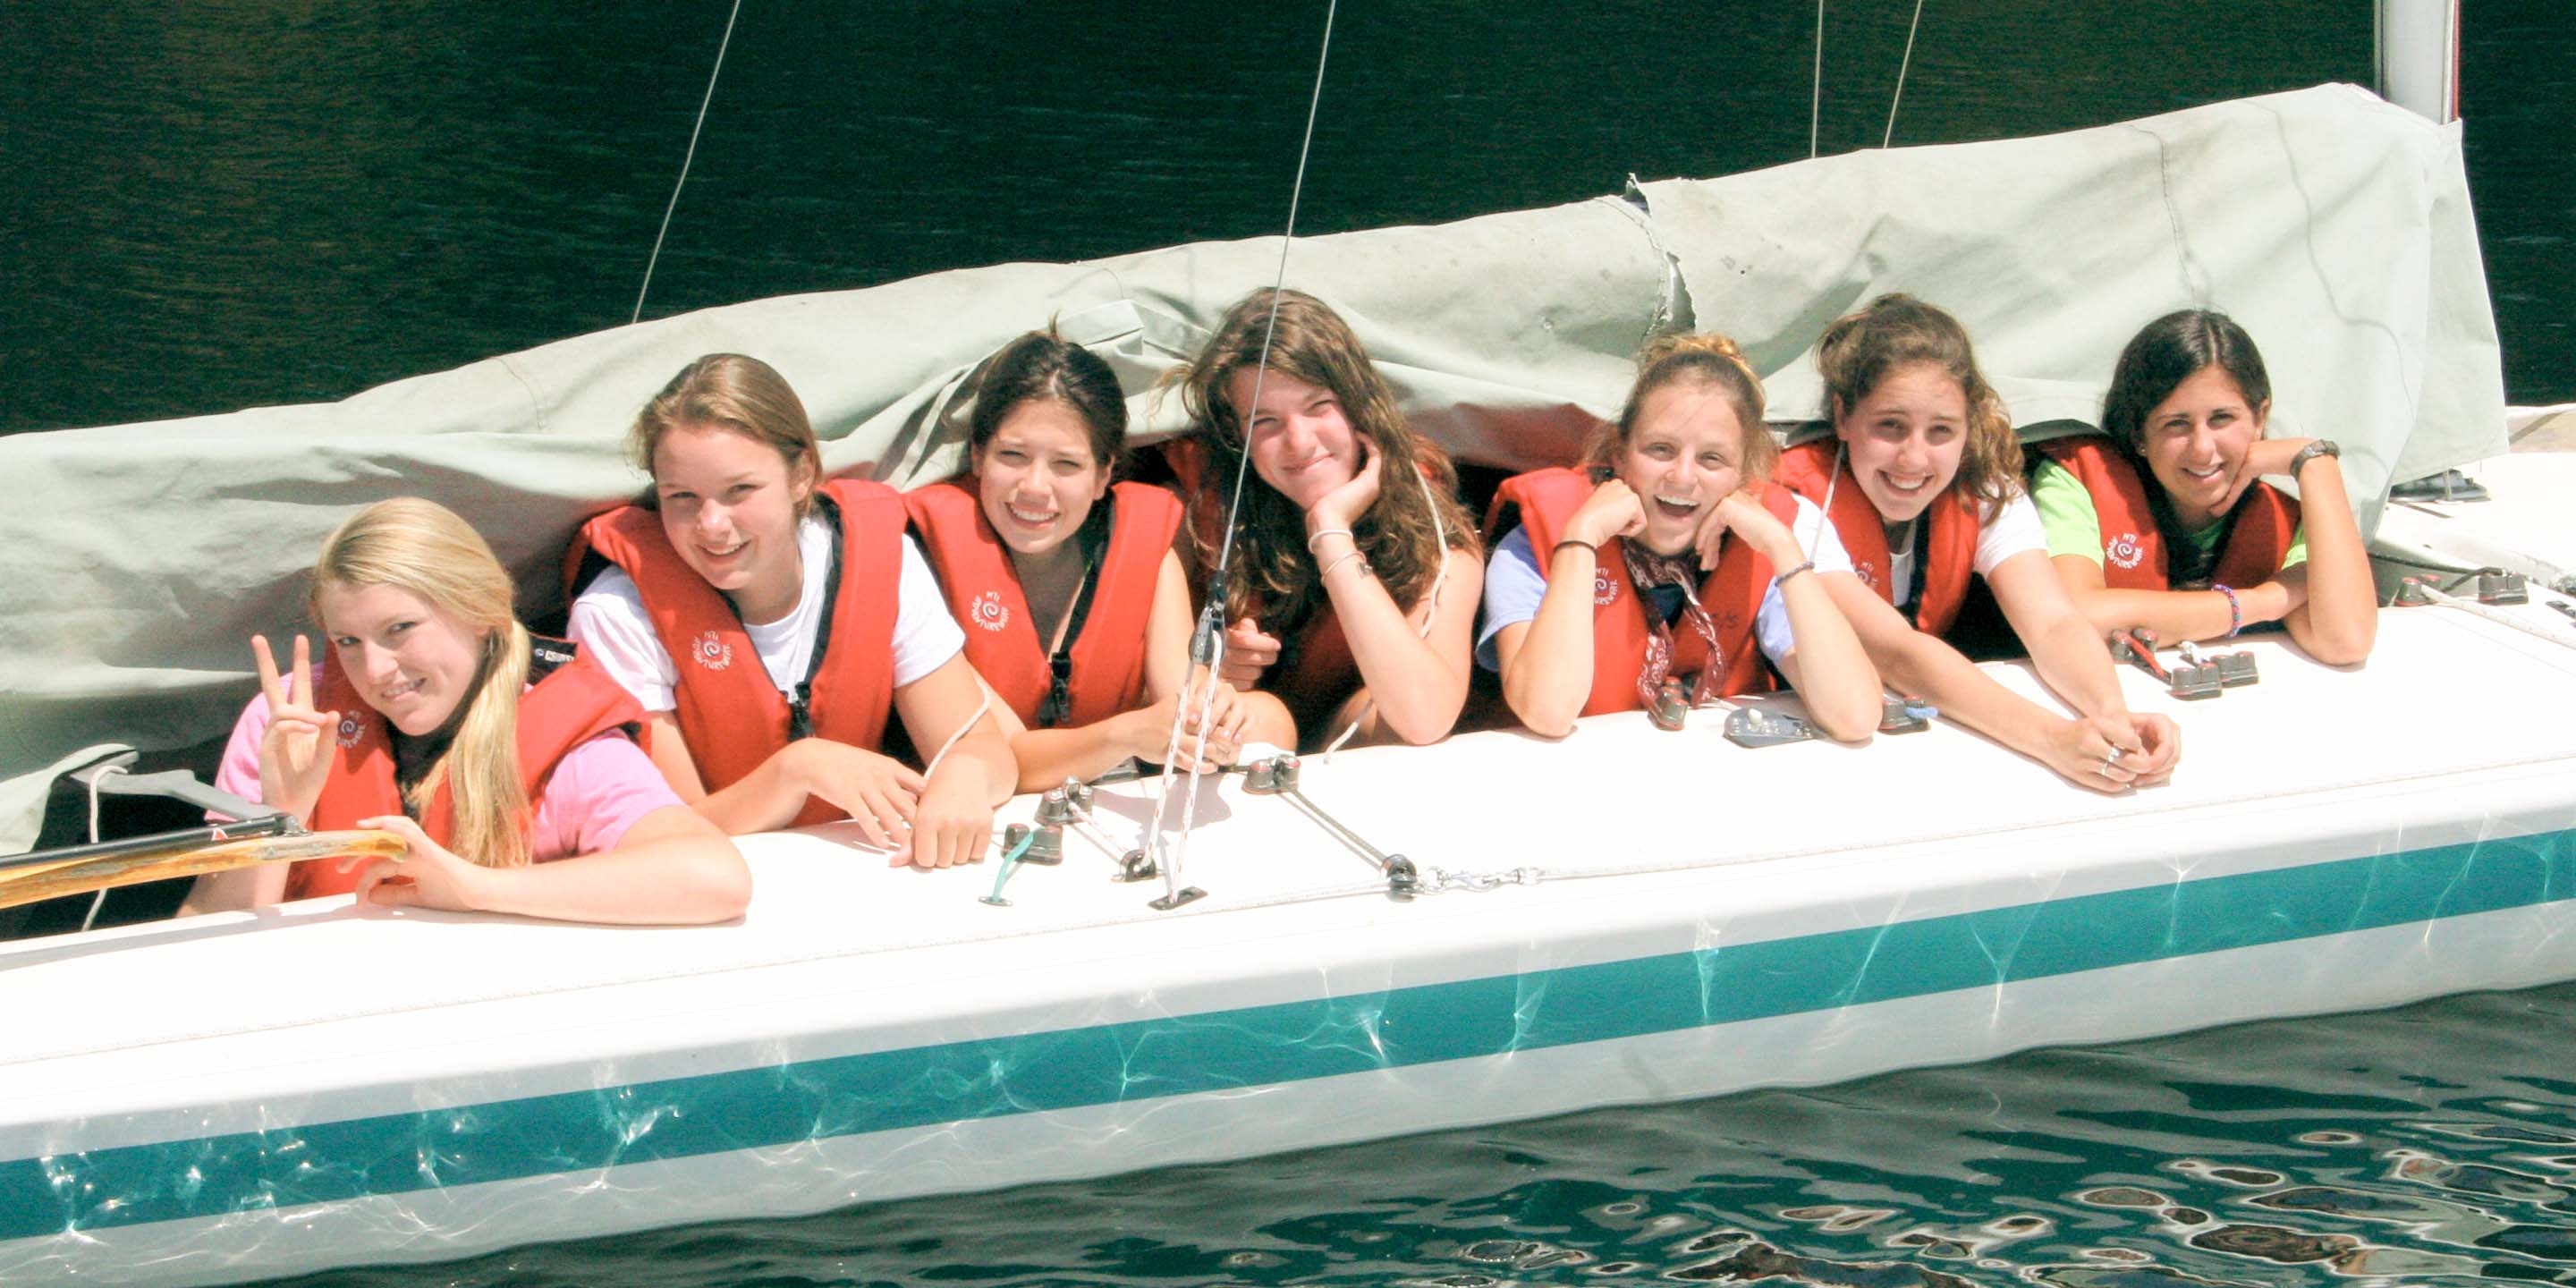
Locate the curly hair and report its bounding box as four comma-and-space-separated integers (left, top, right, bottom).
1161, 288, 1478, 633
1814, 293, 2020, 519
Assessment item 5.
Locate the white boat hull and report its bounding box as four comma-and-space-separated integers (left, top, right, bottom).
7, 600, 2576, 1284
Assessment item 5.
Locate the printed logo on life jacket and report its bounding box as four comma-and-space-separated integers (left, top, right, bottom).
691, 631, 734, 671
970, 589, 1012, 631
2106, 532, 2145, 571
1593, 568, 1619, 606
335, 715, 365, 749
1854, 559, 1881, 589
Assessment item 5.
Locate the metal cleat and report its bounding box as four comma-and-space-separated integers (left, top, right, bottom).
1242, 753, 1300, 795
2479, 570, 2529, 606
2112, 629, 2172, 682
1114, 849, 1157, 883
1724, 707, 1815, 749
2213, 652, 2258, 688
1877, 695, 1933, 734
1001, 820, 1063, 865
2167, 664, 2224, 700
1648, 680, 1690, 732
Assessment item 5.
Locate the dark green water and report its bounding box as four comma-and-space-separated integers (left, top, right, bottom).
2, 0, 2568, 440
11, 3, 2576, 1284
284, 980, 2576, 1288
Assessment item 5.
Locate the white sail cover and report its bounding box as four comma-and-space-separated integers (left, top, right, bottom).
0, 84, 2503, 780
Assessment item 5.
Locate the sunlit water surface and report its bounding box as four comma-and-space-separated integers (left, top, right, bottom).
278, 981, 2576, 1287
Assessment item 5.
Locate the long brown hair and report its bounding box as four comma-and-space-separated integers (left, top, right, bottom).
1814, 293, 2020, 519
1164, 288, 1477, 632
313, 498, 534, 869
1586, 331, 1781, 485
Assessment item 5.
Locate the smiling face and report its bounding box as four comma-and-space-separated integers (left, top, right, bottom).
1230, 367, 1360, 513
2140, 364, 2266, 525
974, 398, 1111, 556
1618, 381, 1749, 557
650, 420, 817, 624
1834, 362, 1968, 525
316, 580, 488, 736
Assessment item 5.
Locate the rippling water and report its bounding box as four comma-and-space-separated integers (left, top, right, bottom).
276, 980, 2576, 1287
2, 0, 2567, 440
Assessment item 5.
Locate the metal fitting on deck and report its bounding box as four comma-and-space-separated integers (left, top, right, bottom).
1648, 680, 1690, 732
1243, 753, 1300, 794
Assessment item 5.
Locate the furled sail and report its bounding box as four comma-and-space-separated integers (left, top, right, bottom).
0, 84, 2503, 778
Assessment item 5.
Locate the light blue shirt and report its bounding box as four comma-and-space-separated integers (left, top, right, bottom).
1475, 494, 1852, 673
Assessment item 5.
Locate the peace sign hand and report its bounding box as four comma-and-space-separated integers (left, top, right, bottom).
252, 633, 340, 825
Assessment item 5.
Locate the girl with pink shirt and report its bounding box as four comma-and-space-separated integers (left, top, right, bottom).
182, 498, 750, 924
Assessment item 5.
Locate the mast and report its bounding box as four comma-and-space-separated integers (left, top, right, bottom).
2375, 0, 2462, 124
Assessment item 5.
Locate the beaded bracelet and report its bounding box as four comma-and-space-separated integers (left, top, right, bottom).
2213, 583, 2243, 639
1775, 559, 1817, 587
1305, 527, 1355, 553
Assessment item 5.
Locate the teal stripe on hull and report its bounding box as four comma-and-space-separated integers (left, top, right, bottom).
5, 830, 2572, 1242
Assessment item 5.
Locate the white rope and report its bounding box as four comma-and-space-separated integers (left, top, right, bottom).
2420, 587, 2576, 654
1809, 0, 1826, 158
1140, 0, 1342, 879
631, 0, 745, 326
1882, 0, 1927, 148
79, 765, 126, 934
919, 688, 992, 784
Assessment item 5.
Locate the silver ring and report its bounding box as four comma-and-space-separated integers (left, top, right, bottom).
2102, 746, 2125, 772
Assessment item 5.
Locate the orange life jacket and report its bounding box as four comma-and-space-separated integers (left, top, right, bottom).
1487, 468, 1795, 715
1773, 439, 1979, 637
903, 479, 1183, 728
2034, 436, 2301, 590
297, 643, 644, 899
567, 479, 903, 826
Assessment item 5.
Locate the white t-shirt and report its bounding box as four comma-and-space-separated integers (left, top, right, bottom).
1476, 494, 1855, 672
568, 515, 965, 712
1882, 491, 2048, 606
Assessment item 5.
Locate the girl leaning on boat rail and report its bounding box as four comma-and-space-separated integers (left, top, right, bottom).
1165, 288, 1486, 753
1773, 294, 2180, 793
180, 498, 750, 923
2033, 309, 2376, 665
564, 354, 1014, 869
902, 328, 1249, 790
1479, 333, 1881, 741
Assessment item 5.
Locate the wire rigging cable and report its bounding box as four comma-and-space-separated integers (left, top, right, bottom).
1140, 0, 1343, 887
1883, 0, 1928, 148
632, 0, 746, 326
1809, 0, 1826, 159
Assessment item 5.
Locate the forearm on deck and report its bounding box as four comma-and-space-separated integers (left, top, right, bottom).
1324, 554, 1474, 744
1499, 544, 1608, 737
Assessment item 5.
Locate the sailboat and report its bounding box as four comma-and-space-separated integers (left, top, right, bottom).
5, 4, 2573, 1277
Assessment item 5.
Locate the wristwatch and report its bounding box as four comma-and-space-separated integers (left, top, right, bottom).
2288, 439, 2340, 475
